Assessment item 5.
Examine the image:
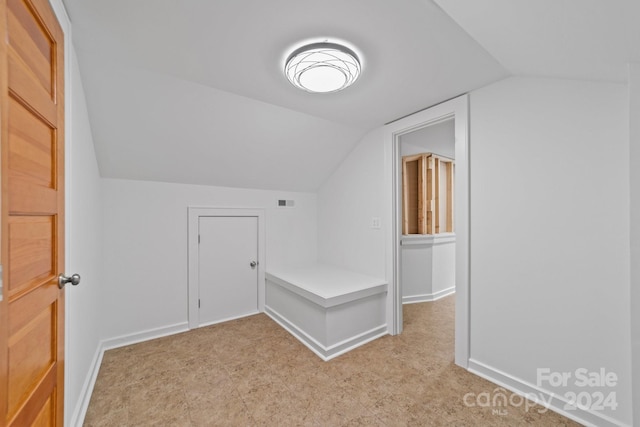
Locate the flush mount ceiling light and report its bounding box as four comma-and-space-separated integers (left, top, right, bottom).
285, 42, 361, 93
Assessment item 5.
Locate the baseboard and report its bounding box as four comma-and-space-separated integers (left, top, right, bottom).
325, 323, 388, 359
264, 305, 387, 361
468, 359, 629, 427
68, 343, 105, 427
101, 322, 189, 351
198, 311, 260, 328
69, 322, 190, 426
402, 286, 455, 304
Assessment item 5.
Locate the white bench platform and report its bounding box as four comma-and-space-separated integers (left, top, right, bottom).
265, 265, 388, 361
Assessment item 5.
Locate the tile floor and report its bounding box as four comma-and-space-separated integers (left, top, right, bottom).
84, 296, 579, 426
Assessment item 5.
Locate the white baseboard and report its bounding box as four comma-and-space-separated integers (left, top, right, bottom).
101, 322, 189, 351
198, 311, 259, 328
468, 359, 629, 427
264, 305, 387, 361
69, 322, 190, 427
68, 343, 104, 427
402, 286, 455, 304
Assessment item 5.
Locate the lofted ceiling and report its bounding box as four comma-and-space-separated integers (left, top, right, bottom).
62, 0, 636, 192
434, 0, 640, 83
62, 0, 507, 191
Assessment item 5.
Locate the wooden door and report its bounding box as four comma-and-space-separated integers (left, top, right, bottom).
402, 154, 425, 235
0, 0, 66, 425
198, 216, 258, 326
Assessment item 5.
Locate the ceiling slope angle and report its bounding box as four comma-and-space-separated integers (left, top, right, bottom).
79, 58, 366, 192
434, 0, 640, 83
62, 0, 508, 191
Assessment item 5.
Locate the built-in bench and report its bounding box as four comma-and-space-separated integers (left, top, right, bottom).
265, 265, 388, 361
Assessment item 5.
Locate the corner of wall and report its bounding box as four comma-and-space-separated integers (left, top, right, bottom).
316, 127, 387, 278
65, 40, 105, 427
469, 76, 632, 426
628, 62, 640, 427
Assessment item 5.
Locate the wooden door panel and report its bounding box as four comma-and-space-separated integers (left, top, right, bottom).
9, 181, 57, 214
8, 284, 57, 337
403, 158, 419, 234
32, 395, 54, 427
8, 304, 54, 419
7, 0, 58, 127
7, 0, 53, 95
8, 96, 55, 188
8, 216, 54, 297
7, 54, 57, 124
9, 364, 56, 427
1, 0, 65, 424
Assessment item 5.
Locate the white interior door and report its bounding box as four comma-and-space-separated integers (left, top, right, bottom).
198, 216, 258, 326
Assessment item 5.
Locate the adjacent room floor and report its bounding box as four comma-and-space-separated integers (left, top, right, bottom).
84, 296, 578, 426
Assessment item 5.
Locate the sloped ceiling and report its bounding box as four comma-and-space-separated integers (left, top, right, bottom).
434, 0, 640, 83
62, 0, 508, 191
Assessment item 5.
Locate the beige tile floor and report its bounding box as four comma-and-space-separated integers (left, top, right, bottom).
84, 296, 580, 426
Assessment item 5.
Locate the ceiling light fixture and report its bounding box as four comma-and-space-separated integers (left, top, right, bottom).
284, 42, 361, 93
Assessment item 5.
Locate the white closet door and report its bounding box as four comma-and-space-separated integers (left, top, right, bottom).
198, 216, 258, 325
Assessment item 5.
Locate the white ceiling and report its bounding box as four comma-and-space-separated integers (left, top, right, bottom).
77, 58, 366, 191
62, 0, 636, 192
62, 0, 507, 191
434, 0, 640, 83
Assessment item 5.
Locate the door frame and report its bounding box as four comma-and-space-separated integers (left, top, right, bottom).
16, 0, 74, 421
187, 207, 265, 329
53, 0, 73, 420
384, 94, 470, 368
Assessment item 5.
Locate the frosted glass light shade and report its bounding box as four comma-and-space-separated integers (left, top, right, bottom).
285, 42, 361, 93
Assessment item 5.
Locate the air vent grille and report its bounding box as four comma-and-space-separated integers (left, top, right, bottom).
277, 199, 295, 208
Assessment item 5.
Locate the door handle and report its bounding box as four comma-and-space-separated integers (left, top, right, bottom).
250, 261, 257, 269
58, 273, 81, 289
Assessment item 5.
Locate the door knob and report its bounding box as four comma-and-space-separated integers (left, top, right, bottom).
250, 261, 257, 269
58, 273, 81, 289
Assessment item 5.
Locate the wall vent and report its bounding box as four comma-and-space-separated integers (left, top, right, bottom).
277, 199, 295, 208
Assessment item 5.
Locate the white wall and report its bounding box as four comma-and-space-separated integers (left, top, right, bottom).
399, 119, 456, 304
44, 0, 106, 423
401, 244, 436, 298
401, 238, 456, 301
100, 179, 317, 340
400, 119, 455, 158
65, 50, 103, 426
318, 76, 633, 425
469, 77, 632, 425
317, 128, 387, 279
629, 63, 640, 425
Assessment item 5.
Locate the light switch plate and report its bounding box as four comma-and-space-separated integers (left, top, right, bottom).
371, 217, 381, 229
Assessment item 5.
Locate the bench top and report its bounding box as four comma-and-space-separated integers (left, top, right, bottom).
266, 265, 387, 308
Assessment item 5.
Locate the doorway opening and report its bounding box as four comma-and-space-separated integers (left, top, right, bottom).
385, 94, 470, 368
399, 118, 456, 305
